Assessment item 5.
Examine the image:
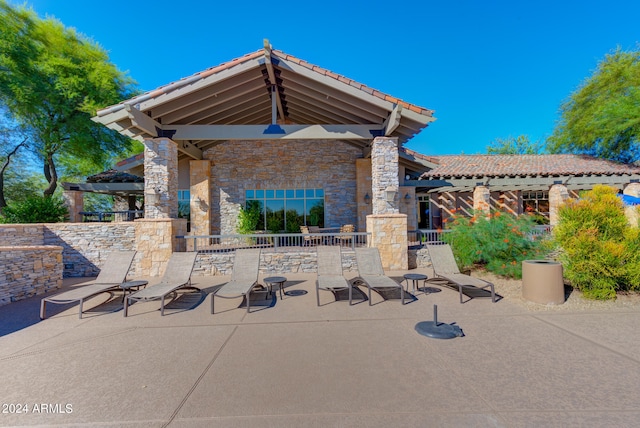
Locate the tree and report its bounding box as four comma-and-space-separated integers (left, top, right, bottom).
547, 47, 640, 164
0, 2, 137, 196
487, 135, 544, 154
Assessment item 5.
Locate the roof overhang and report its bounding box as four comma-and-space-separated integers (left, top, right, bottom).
93, 40, 435, 160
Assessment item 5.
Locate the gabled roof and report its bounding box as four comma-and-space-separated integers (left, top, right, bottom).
93, 40, 435, 159
421, 154, 640, 178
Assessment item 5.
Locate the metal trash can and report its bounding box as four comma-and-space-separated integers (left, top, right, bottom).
522, 260, 564, 305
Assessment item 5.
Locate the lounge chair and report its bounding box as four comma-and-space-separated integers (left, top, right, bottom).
124, 251, 198, 316
211, 248, 261, 314
353, 247, 405, 305
316, 246, 353, 306
300, 225, 323, 246
334, 224, 355, 247
40, 250, 136, 319
426, 243, 496, 303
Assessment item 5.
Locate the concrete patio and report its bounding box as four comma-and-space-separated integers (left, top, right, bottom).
1, 268, 639, 427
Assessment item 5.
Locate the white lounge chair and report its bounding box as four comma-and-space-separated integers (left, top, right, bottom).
211, 249, 261, 314
124, 252, 198, 316
353, 247, 405, 305
426, 243, 496, 303
40, 251, 136, 319
316, 246, 353, 306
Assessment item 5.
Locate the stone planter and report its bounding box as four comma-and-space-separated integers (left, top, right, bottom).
522, 260, 564, 305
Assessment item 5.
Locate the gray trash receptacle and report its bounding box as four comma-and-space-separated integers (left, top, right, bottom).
522, 260, 564, 305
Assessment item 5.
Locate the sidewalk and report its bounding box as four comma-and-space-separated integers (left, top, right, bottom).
1, 269, 639, 427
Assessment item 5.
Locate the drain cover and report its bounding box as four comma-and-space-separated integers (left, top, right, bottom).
415, 305, 463, 339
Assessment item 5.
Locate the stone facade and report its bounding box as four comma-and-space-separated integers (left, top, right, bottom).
0, 224, 44, 246
144, 138, 179, 219
367, 214, 408, 270
370, 137, 400, 215
43, 223, 137, 277
193, 249, 358, 276
204, 140, 361, 234
473, 186, 491, 214
134, 219, 187, 277
0, 245, 63, 306
190, 160, 212, 240
62, 190, 84, 222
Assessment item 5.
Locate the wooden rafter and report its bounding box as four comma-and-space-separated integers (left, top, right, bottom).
263, 39, 286, 123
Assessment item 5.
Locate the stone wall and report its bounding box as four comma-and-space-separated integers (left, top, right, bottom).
193, 249, 358, 276
43, 223, 136, 277
0, 224, 44, 246
0, 246, 63, 306
204, 140, 361, 234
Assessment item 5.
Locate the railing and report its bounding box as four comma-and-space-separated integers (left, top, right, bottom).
177, 231, 371, 253
79, 210, 144, 222
408, 229, 451, 247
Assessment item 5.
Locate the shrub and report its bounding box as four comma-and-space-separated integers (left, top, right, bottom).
237, 202, 261, 234
553, 185, 639, 299
442, 209, 547, 279
0, 195, 68, 223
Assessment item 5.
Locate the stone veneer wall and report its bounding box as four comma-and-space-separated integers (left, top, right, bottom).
0, 245, 63, 306
0, 224, 44, 246
43, 223, 136, 277
193, 249, 358, 276
204, 140, 361, 234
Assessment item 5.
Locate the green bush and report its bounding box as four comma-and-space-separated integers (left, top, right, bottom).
237, 202, 261, 234
1, 195, 68, 223
553, 185, 640, 299
442, 209, 547, 279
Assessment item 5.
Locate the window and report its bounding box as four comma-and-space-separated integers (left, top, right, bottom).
177, 190, 190, 218
245, 188, 325, 232
522, 190, 549, 218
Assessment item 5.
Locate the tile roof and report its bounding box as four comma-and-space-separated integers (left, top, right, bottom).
420, 154, 640, 178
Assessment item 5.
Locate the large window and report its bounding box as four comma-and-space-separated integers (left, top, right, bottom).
245, 188, 325, 232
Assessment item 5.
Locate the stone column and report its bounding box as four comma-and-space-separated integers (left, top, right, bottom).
62, 190, 83, 223
473, 186, 491, 216
143, 137, 178, 219
355, 158, 372, 232
190, 160, 212, 249
366, 137, 407, 270
623, 182, 640, 227
549, 184, 570, 226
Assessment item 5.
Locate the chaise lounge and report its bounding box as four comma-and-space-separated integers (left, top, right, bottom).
426, 243, 497, 303
353, 247, 405, 305
124, 251, 198, 316
40, 250, 136, 319
316, 246, 353, 306
211, 248, 262, 314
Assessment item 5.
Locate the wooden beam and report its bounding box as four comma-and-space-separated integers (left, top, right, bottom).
384, 103, 402, 135
166, 124, 385, 140
264, 40, 286, 122
175, 140, 203, 160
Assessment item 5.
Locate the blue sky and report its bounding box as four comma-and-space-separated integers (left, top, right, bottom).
15, 0, 640, 155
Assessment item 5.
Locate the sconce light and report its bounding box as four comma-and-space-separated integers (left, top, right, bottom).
364, 193, 371, 204
404, 193, 411, 204
385, 189, 397, 202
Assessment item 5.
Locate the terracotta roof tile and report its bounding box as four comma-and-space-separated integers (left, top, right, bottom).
420, 154, 640, 178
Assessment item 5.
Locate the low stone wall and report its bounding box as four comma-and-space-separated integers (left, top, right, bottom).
409, 247, 432, 269
43, 223, 136, 277
193, 250, 358, 276
0, 245, 63, 306
0, 224, 44, 246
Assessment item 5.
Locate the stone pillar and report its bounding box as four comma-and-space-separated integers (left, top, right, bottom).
549, 184, 570, 226
134, 218, 188, 276
371, 136, 400, 214
143, 138, 178, 219
62, 190, 84, 223
367, 137, 407, 270
473, 186, 491, 216
623, 182, 640, 227
356, 158, 372, 232
190, 160, 212, 249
